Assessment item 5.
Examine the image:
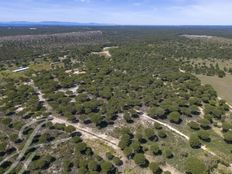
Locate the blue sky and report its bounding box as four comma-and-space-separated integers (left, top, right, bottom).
0, 0, 232, 25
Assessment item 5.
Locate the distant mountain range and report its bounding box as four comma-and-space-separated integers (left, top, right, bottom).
0, 21, 115, 26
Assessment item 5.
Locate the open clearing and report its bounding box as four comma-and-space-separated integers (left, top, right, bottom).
197, 74, 232, 105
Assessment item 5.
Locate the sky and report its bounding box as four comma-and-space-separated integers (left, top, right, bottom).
0, 0, 232, 25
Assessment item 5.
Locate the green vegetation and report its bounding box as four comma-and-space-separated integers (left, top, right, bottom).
1, 26, 232, 173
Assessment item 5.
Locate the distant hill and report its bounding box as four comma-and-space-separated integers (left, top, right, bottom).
0, 21, 114, 26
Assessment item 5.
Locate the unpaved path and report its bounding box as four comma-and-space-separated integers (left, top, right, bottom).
18, 151, 37, 174
4, 120, 48, 174
139, 111, 232, 170
18, 118, 46, 140
140, 112, 189, 140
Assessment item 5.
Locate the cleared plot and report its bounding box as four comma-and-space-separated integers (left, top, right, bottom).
197, 75, 232, 105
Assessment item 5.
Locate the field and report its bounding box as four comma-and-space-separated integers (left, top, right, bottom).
197, 74, 232, 105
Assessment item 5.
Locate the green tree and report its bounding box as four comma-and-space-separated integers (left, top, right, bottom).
224, 131, 232, 143
100, 161, 114, 174
198, 130, 210, 142
149, 162, 162, 174
164, 148, 173, 159
118, 134, 131, 150
133, 153, 148, 167
148, 107, 165, 119
158, 130, 167, 138
150, 144, 161, 155
189, 134, 201, 148
188, 121, 200, 130
112, 157, 123, 166
88, 160, 99, 171
75, 142, 87, 154
168, 111, 181, 124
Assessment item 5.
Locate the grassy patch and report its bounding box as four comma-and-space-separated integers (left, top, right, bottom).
197, 74, 232, 105
29, 62, 52, 72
